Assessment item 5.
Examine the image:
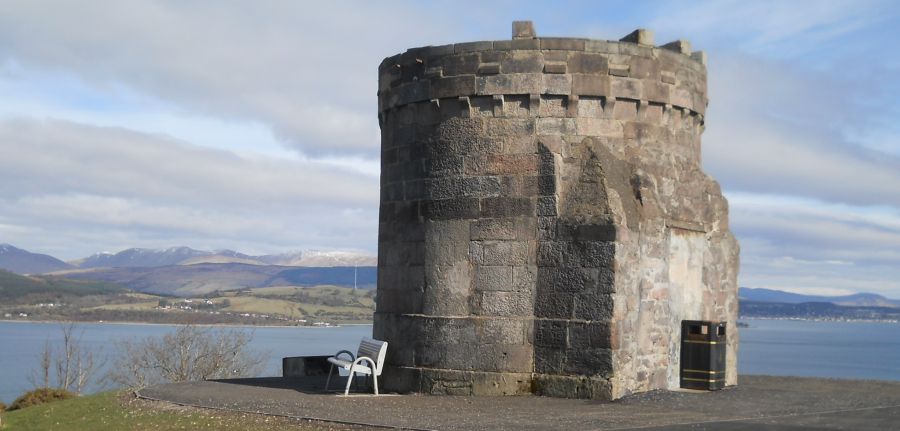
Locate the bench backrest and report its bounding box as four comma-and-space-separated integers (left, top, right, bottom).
357, 337, 388, 375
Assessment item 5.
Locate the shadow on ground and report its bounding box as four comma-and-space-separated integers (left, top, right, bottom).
139, 375, 900, 431
211, 376, 374, 396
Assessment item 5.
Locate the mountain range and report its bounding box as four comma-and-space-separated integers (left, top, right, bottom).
54, 264, 377, 296
739, 287, 900, 308
0, 244, 74, 274
5, 244, 900, 308
0, 244, 376, 274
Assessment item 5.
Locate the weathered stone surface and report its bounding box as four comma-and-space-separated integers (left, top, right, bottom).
543, 61, 567, 74
541, 38, 586, 51
532, 374, 612, 399
465, 154, 538, 176
479, 318, 528, 345
573, 291, 614, 321
537, 196, 558, 216
477, 62, 501, 75
512, 21, 536, 39
423, 198, 479, 220
535, 320, 567, 347
571, 74, 611, 96
377, 22, 737, 402
483, 241, 528, 265
427, 176, 501, 200
481, 197, 534, 218
477, 73, 542, 95
455, 41, 493, 53
474, 265, 514, 291
662, 39, 692, 54
502, 52, 543, 74
534, 290, 574, 319
619, 29, 654, 46
431, 75, 476, 99
568, 52, 609, 75
478, 290, 533, 316
569, 321, 611, 349
470, 218, 517, 240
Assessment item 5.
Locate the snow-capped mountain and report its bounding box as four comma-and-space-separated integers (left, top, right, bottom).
178, 249, 260, 265
259, 250, 378, 267
74, 246, 211, 268
0, 243, 74, 274
69, 247, 376, 268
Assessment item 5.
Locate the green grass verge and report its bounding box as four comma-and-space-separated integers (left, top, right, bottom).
0, 391, 341, 430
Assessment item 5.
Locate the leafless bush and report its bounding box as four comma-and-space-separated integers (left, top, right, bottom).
27, 323, 103, 394
107, 325, 267, 389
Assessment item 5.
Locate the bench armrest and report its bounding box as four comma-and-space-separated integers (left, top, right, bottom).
351, 356, 378, 374
333, 349, 355, 362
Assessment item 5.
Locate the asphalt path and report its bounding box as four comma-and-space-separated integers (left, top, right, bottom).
138, 375, 900, 430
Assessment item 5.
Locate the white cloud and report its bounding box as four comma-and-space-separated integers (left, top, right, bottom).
649, 0, 890, 55
0, 1, 462, 157
703, 54, 900, 208
0, 118, 376, 206
0, 118, 379, 260
0, 1, 899, 298
729, 193, 900, 297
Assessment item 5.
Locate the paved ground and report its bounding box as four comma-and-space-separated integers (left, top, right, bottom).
137, 375, 900, 430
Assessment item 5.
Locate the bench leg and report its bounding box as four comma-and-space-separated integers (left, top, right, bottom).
343, 370, 355, 396
325, 364, 334, 391
373, 374, 379, 396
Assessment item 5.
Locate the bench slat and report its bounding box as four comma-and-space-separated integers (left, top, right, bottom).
358, 338, 386, 358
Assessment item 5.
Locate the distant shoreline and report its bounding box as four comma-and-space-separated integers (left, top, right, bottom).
741, 316, 900, 324
0, 319, 373, 329
7, 317, 899, 328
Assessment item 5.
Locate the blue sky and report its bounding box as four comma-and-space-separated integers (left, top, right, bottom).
0, 1, 898, 297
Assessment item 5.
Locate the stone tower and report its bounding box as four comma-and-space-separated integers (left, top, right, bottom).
374, 22, 739, 400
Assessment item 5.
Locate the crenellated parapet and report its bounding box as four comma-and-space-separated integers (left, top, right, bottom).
378, 23, 708, 122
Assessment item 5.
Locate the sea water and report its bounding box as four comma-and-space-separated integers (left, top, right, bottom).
1, 318, 899, 404
0, 321, 370, 404
738, 318, 900, 380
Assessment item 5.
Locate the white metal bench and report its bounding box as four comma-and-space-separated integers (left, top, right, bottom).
325, 337, 388, 395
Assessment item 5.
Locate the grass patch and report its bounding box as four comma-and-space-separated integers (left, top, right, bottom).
0, 391, 358, 430
222, 297, 306, 317
220, 286, 374, 322
89, 301, 161, 311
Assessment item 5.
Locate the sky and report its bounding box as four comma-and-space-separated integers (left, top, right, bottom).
0, 1, 899, 297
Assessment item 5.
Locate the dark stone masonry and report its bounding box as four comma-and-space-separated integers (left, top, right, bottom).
374, 22, 739, 400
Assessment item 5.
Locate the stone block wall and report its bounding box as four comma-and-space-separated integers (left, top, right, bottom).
374, 22, 739, 400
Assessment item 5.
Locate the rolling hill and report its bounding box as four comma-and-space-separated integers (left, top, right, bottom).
0, 268, 124, 302
739, 287, 900, 308
1, 267, 374, 324
740, 300, 900, 321
0, 244, 74, 274
52, 263, 377, 296
70, 246, 376, 269
73, 246, 212, 268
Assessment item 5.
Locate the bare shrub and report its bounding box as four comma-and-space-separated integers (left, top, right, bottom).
107, 325, 267, 389
8, 388, 75, 411
27, 323, 103, 394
